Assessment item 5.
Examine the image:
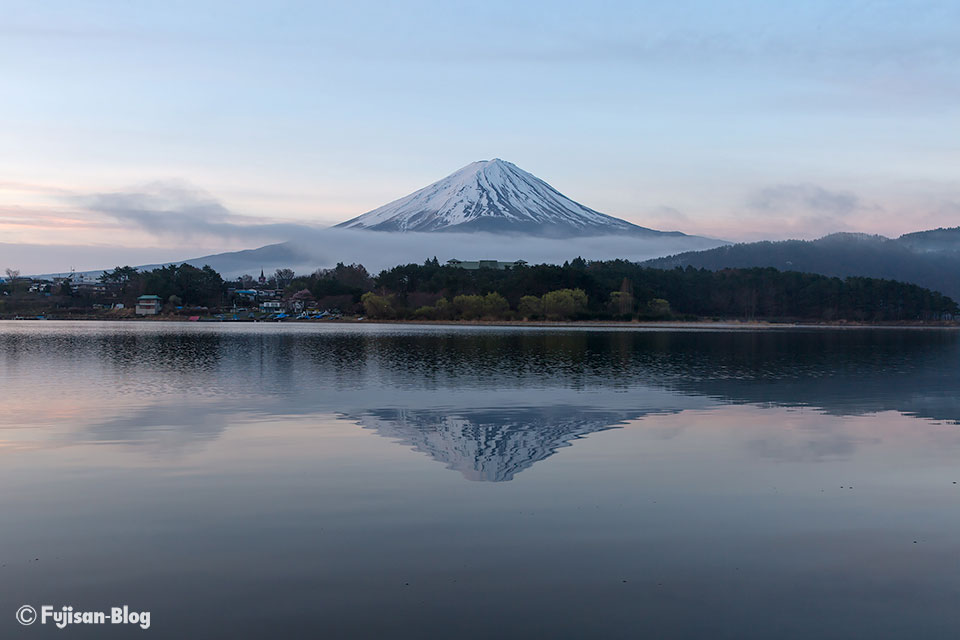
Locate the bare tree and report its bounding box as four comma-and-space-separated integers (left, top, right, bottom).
4, 268, 20, 281
275, 268, 295, 288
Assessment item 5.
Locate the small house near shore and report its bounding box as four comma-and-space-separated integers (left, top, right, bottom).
136, 295, 162, 315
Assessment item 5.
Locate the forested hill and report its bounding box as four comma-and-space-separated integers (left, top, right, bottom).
898, 227, 960, 252
642, 232, 960, 300
359, 259, 957, 322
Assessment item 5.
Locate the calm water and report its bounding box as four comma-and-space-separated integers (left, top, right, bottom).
1, 321, 959, 638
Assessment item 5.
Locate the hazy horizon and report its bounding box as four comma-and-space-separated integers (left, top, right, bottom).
4, 1, 959, 273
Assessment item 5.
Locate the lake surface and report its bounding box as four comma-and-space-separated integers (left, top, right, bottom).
1, 321, 959, 638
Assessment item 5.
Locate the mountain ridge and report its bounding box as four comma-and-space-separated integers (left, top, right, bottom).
643, 231, 960, 299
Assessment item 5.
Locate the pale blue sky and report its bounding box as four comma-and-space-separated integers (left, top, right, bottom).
2, 0, 959, 262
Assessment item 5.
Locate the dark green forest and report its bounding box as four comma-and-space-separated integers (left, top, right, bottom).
359, 258, 957, 321
100, 263, 226, 307
3, 258, 956, 322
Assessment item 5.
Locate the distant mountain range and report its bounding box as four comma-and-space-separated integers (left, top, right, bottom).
36, 160, 960, 292
644, 228, 960, 299
336, 158, 688, 237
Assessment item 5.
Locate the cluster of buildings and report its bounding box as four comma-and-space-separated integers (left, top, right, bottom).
249, 289, 319, 315
7, 270, 119, 298
222, 276, 325, 316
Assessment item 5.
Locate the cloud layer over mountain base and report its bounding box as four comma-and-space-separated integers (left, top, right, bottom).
161, 229, 728, 278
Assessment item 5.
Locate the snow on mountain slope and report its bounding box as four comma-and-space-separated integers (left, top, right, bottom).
335, 159, 678, 237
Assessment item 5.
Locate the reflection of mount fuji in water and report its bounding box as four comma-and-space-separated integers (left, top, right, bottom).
348, 407, 647, 482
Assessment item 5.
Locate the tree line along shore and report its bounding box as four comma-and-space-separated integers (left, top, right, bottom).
1, 258, 956, 323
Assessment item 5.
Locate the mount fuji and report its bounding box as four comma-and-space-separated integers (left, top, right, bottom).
336, 158, 685, 237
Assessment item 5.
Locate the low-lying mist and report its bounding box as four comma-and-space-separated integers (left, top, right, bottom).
185, 229, 728, 277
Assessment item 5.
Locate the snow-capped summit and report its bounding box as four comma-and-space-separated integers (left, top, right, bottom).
335, 159, 679, 237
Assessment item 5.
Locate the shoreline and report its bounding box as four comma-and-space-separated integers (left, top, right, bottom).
367, 319, 960, 330
1, 316, 957, 330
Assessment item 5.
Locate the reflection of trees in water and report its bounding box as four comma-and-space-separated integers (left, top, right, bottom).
5, 326, 960, 427
320, 330, 960, 424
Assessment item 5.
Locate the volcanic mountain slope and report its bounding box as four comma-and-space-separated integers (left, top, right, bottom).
336, 158, 689, 237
